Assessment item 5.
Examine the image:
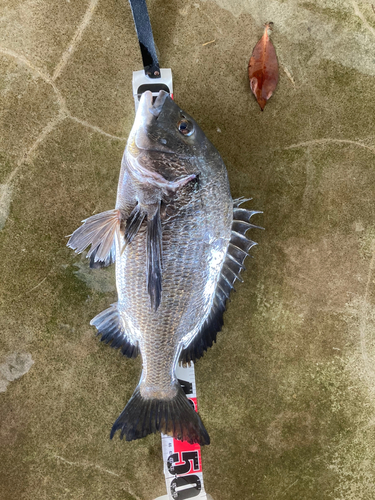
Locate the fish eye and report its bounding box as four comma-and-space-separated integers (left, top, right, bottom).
177, 119, 194, 137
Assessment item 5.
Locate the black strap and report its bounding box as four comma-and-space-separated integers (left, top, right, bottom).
128, 0, 160, 78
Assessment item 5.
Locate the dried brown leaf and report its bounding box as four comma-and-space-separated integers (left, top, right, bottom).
248, 22, 279, 110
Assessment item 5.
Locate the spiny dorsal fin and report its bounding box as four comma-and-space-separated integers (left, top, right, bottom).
90, 303, 139, 358
180, 200, 263, 364
67, 209, 124, 266
147, 203, 162, 311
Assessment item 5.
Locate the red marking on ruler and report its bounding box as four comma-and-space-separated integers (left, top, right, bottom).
171, 397, 202, 474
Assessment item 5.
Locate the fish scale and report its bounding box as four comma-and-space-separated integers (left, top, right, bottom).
118, 196, 213, 393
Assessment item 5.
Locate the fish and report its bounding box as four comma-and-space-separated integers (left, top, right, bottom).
67, 90, 261, 445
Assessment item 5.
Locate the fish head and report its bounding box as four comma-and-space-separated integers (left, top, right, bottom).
125, 91, 207, 189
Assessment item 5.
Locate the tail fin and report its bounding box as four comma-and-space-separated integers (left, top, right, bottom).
110, 384, 210, 445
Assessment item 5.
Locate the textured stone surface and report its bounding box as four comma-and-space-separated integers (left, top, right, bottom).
1, 1, 375, 499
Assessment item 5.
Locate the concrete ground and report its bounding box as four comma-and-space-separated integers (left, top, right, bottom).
1, 0, 375, 499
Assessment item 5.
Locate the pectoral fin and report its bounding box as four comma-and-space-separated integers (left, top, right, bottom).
89, 243, 116, 268
67, 209, 124, 266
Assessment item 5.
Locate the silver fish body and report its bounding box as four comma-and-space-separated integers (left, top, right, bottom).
68, 91, 260, 444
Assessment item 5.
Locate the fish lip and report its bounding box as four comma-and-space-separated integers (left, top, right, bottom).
139, 90, 169, 119
151, 90, 169, 118
131, 90, 190, 159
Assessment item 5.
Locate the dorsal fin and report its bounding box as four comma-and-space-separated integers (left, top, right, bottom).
180, 199, 263, 364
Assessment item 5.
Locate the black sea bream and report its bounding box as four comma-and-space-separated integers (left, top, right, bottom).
68, 91, 261, 445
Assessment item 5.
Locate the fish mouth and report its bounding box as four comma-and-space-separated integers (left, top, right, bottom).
138, 90, 169, 120
131, 90, 170, 151
151, 90, 169, 118
131, 90, 178, 155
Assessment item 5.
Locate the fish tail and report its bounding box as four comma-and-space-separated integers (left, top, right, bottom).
110, 384, 210, 445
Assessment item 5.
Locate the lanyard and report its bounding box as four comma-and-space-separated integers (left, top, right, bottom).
128, 0, 160, 78
128, 0, 173, 110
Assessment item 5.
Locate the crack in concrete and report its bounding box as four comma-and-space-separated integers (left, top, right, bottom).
0, 113, 66, 230
0, 44, 126, 230
19, 112, 68, 167
0, 46, 68, 113
22, 275, 49, 296
52, 0, 101, 81
359, 240, 375, 383
351, 0, 375, 40
54, 454, 120, 477
54, 455, 142, 499
0, 46, 126, 143
280, 63, 296, 88
280, 478, 299, 496
68, 115, 126, 141
284, 138, 375, 156
284, 135, 375, 391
